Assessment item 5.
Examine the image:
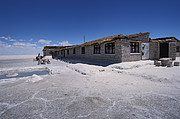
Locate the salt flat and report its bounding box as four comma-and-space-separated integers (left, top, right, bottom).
0, 55, 180, 119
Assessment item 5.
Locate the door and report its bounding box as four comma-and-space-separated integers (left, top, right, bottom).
160, 43, 169, 58
141, 43, 149, 60
63, 50, 65, 57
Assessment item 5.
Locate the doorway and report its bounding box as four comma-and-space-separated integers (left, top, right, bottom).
160, 43, 169, 58
63, 50, 65, 57
141, 43, 149, 60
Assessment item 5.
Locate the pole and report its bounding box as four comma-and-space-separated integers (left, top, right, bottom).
84, 35, 85, 43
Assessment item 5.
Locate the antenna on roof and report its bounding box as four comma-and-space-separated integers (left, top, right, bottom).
84, 35, 85, 43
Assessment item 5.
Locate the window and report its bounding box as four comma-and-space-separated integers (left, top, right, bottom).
130, 42, 140, 53
81, 47, 85, 54
61, 50, 64, 55
105, 42, 115, 54
177, 46, 180, 52
73, 48, 76, 54
67, 49, 69, 55
49, 51, 53, 55
94, 44, 101, 54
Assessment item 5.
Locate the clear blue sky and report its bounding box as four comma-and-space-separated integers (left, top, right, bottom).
0, 0, 180, 55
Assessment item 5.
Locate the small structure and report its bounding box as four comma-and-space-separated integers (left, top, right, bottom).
167, 61, 173, 67
43, 46, 71, 59
174, 62, 180, 66
159, 58, 172, 67
150, 37, 179, 60
43, 46, 67, 56
154, 60, 161, 67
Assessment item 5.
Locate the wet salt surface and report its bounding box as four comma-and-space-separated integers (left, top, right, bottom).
0, 55, 180, 119
0, 71, 49, 80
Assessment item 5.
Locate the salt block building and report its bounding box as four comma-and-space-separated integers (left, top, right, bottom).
150, 37, 180, 60
43, 46, 68, 56
177, 40, 180, 57
43, 32, 180, 63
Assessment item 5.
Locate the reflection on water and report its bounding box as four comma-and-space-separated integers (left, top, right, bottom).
0, 71, 49, 80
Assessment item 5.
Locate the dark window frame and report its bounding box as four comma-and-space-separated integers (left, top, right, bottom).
94, 44, 101, 54
73, 48, 76, 54
176, 46, 180, 52
130, 42, 140, 53
81, 47, 85, 54
105, 42, 115, 54
61, 50, 64, 55
67, 49, 69, 55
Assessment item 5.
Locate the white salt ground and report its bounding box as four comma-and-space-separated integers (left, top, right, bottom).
0, 55, 180, 119
26, 74, 43, 83
0, 55, 36, 60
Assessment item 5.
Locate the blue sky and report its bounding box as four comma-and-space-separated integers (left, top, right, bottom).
0, 0, 180, 55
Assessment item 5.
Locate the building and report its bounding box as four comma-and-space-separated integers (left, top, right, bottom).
53, 32, 150, 62
43, 46, 68, 56
176, 39, 180, 57
150, 37, 180, 60
43, 32, 179, 63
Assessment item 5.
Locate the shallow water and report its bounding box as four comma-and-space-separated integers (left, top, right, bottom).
0, 71, 49, 79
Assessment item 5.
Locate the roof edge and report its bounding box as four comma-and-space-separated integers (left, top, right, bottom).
152, 37, 179, 42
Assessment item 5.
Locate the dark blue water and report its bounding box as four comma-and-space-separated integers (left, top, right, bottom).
0, 71, 49, 80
